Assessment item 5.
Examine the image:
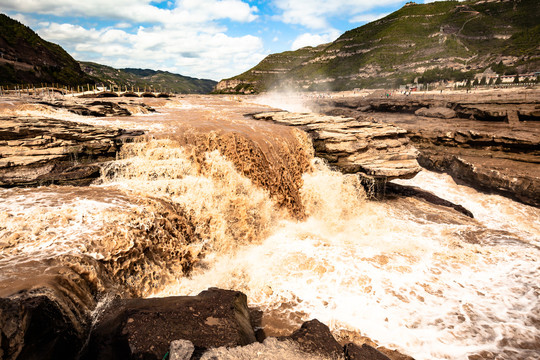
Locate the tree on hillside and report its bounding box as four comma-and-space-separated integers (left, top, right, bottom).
513, 74, 520, 83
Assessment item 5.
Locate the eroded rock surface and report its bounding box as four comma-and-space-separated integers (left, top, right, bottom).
252, 111, 420, 181
318, 95, 540, 123
39, 99, 156, 117
314, 93, 540, 207
0, 117, 143, 186
344, 343, 391, 360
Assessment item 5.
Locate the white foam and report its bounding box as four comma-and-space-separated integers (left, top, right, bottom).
393, 170, 540, 245
156, 164, 540, 360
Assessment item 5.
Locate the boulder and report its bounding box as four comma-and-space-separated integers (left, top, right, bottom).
279, 319, 344, 359
82, 288, 257, 360
344, 343, 391, 360
0, 263, 99, 360
169, 340, 195, 360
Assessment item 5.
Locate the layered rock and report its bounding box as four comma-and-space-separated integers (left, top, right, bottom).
414, 107, 456, 119
252, 111, 421, 181
0, 117, 143, 186
39, 100, 155, 117
318, 95, 540, 123
314, 92, 540, 207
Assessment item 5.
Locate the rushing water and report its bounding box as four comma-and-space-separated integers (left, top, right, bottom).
1, 96, 539, 359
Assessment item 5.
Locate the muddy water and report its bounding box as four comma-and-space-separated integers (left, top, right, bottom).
1, 96, 539, 359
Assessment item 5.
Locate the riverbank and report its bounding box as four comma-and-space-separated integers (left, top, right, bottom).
311, 88, 540, 207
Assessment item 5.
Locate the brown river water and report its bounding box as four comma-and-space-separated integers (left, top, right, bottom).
0, 95, 539, 359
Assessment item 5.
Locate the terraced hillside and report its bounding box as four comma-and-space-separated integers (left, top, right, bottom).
216, 0, 540, 92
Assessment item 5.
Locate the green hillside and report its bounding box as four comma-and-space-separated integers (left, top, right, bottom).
0, 13, 95, 86
217, 0, 540, 92
80, 62, 217, 94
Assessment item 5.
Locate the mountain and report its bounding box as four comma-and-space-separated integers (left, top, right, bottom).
216, 0, 540, 93
80, 62, 217, 94
0, 13, 216, 93
0, 13, 94, 86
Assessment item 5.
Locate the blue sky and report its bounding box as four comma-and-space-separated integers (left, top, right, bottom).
0, 0, 416, 80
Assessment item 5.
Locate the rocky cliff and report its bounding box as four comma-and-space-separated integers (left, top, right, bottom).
217, 0, 540, 92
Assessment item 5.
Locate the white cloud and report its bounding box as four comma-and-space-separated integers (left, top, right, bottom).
291, 30, 340, 50
0, 0, 258, 24
115, 22, 132, 29
0, 0, 264, 80
36, 21, 266, 80
272, 0, 403, 29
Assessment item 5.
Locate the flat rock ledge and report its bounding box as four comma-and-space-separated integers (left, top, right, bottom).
252, 111, 421, 181
0, 117, 144, 186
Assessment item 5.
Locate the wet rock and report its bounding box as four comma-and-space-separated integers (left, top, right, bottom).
82, 288, 257, 360
0, 263, 99, 360
317, 94, 540, 122
322, 98, 423, 114
414, 107, 456, 119
0, 117, 143, 187
279, 319, 344, 359
344, 343, 391, 360
253, 111, 420, 181
169, 340, 195, 360
387, 182, 474, 218
418, 151, 540, 207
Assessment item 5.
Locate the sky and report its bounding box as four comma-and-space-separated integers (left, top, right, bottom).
1, 0, 419, 81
